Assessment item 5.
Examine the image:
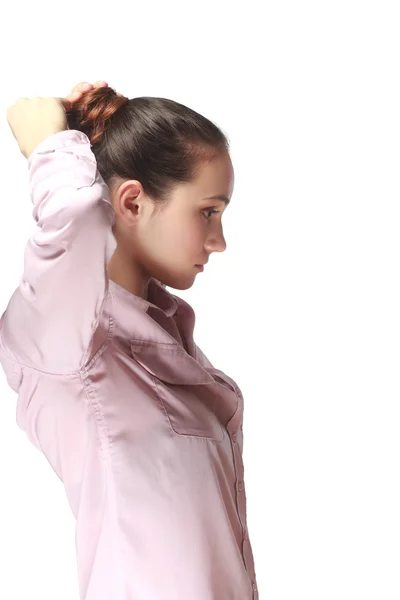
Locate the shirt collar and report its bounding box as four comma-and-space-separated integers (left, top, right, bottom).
107, 277, 242, 398
108, 277, 179, 318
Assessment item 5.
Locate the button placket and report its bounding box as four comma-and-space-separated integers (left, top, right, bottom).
226, 394, 257, 597
228, 411, 257, 590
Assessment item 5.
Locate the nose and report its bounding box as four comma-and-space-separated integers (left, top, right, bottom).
205, 226, 227, 254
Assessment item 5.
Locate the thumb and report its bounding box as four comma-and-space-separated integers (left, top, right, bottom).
58, 97, 74, 113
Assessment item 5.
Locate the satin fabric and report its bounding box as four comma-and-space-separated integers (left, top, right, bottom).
0, 130, 258, 599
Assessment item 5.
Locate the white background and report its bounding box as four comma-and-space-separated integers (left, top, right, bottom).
0, 1, 399, 598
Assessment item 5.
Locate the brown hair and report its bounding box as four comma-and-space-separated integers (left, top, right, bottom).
66, 86, 230, 205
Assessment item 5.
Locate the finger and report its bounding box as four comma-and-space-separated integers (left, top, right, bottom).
70, 81, 108, 95
64, 81, 110, 108
59, 97, 74, 112
66, 82, 109, 103
65, 90, 83, 103
70, 81, 93, 95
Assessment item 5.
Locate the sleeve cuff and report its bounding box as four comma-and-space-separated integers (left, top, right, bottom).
28, 130, 91, 161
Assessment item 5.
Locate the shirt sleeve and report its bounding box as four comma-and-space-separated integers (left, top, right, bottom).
0, 129, 117, 374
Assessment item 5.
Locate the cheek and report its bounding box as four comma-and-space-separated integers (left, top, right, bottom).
146, 213, 204, 261
169, 216, 204, 248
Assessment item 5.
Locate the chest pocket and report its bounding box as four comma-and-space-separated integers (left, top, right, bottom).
129, 340, 238, 442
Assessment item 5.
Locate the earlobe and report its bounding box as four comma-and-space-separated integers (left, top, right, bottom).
111, 196, 139, 230
118, 184, 143, 226
123, 199, 141, 225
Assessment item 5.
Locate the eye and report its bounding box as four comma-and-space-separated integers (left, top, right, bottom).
202, 209, 220, 220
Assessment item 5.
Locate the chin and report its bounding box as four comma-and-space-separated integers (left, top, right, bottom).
171, 281, 195, 291
156, 271, 196, 291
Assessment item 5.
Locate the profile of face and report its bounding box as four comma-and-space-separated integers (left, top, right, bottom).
109, 150, 234, 292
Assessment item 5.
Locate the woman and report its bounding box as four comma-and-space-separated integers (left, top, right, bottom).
2, 81, 258, 599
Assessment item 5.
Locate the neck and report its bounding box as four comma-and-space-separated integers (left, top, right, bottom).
107, 248, 150, 300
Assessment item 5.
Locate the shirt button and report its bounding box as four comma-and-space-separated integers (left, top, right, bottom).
252, 582, 257, 591
232, 433, 237, 443
238, 480, 244, 491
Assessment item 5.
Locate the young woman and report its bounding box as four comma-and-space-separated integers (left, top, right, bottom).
2, 81, 259, 599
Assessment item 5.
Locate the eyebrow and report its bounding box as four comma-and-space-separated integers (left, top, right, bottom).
204, 194, 231, 205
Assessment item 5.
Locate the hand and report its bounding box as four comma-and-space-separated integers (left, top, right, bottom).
6, 80, 109, 159
64, 80, 109, 111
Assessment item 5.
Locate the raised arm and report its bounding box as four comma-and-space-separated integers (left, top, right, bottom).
0, 127, 116, 374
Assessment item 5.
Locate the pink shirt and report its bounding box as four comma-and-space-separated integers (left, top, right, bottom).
0, 129, 259, 599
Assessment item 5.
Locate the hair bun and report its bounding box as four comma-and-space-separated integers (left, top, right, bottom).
67, 86, 129, 145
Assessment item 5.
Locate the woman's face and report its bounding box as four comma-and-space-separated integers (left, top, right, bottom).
111, 151, 234, 291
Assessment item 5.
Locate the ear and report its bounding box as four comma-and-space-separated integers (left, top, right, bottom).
111, 179, 147, 227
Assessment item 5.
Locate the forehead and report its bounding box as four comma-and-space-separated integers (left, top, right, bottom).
194, 151, 235, 197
